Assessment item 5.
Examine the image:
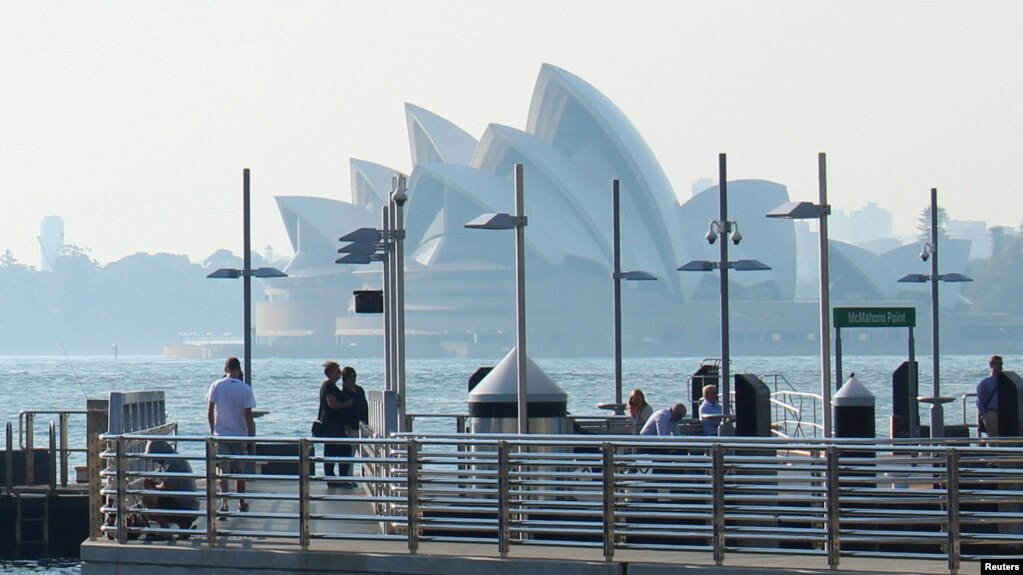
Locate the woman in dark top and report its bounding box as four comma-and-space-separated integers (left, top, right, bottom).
318, 360, 353, 486
336, 366, 368, 485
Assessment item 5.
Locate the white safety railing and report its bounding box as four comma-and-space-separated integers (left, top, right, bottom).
94, 432, 1023, 573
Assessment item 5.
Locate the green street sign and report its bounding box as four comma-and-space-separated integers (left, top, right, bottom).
833, 307, 916, 328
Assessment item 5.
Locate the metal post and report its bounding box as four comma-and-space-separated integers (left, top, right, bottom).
388, 200, 399, 400
497, 440, 510, 557
243, 168, 252, 385
947, 448, 960, 574
394, 175, 408, 432
407, 438, 420, 554
818, 153, 833, 439
59, 412, 69, 487
382, 205, 393, 398
26, 412, 34, 486
825, 444, 840, 568
299, 438, 310, 550
718, 154, 734, 436
514, 163, 528, 434
602, 442, 616, 561
5, 422, 13, 495
929, 187, 944, 438
115, 437, 127, 544
711, 443, 725, 564
206, 437, 218, 545
612, 179, 624, 415
48, 420, 56, 493
87, 433, 100, 541
835, 327, 843, 395
909, 326, 918, 437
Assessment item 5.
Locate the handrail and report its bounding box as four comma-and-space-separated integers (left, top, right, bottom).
18, 409, 90, 486
95, 430, 1023, 571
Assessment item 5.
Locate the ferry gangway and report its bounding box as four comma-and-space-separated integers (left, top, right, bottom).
93, 431, 1023, 573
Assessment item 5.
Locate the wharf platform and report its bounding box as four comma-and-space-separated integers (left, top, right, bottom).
80, 536, 980, 575
81, 480, 982, 575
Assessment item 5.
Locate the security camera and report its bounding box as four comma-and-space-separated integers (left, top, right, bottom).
919, 245, 930, 262
391, 174, 408, 206
705, 229, 718, 244
730, 229, 743, 245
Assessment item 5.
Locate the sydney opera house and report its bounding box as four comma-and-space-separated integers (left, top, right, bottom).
255, 64, 980, 358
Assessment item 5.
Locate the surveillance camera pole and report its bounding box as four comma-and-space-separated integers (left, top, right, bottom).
717, 153, 734, 436
928, 187, 943, 438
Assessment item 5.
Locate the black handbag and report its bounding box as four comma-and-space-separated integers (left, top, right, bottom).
311, 419, 324, 437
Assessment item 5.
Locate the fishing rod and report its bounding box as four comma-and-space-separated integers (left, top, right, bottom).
58, 342, 89, 401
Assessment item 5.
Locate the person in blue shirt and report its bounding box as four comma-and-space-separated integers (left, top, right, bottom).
698, 384, 723, 436
976, 355, 1004, 437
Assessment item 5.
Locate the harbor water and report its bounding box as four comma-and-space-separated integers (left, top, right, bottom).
1, 352, 1014, 573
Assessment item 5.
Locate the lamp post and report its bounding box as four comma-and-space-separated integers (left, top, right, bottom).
207, 169, 288, 385
337, 174, 409, 434
678, 154, 770, 436
611, 179, 656, 415
766, 152, 833, 437
897, 187, 971, 438
466, 163, 529, 434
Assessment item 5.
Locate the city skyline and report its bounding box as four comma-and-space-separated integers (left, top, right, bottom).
2, 1, 1021, 266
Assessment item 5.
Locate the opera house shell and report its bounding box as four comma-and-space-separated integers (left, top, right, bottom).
257, 64, 974, 358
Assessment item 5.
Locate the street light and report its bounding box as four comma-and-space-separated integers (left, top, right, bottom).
207, 169, 288, 386
611, 179, 657, 415
678, 153, 770, 436
465, 163, 529, 434
766, 152, 833, 438
897, 187, 972, 439
337, 174, 409, 434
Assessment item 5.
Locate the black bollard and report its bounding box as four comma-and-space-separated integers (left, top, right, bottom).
834, 373, 876, 438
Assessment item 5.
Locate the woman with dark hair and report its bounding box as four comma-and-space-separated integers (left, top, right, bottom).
318, 360, 353, 488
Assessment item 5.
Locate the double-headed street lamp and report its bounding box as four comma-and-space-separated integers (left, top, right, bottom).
897, 187, 971, 439
337, 174, 409, 434
767, 152, 833, 438
611, 179, 657, 415
465, 163, 529, 434
207, 169, 288, 386
678, 154, 770, 436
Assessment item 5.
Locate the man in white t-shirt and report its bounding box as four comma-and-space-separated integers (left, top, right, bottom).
206, 357, 256, 514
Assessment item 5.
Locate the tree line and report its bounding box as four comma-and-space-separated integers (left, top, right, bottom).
0, 247, 269, 355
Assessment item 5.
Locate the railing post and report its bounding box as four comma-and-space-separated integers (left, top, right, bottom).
498, 440, 510, 557
712, 443, 725, 565
826, 444, 840, 569
115, 437, 127, 544
406, 438, 420, 555
947, 448, 960, 575
48, 420, 57, 493
299, 438, 311, 550
59, 412, 70, 487
206, 436, 218, 546
25, 412, 35, 486
602, 442, 616, 561
87, 433, 101, 541
5, 422, 12, 496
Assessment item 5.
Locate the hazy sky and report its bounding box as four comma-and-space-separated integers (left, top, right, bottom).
2, 1, 1021, 266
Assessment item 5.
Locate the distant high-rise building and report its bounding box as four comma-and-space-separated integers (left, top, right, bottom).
38, 216, 64, 271
849, 202, 894, 247
691, 177, 714, 197
947, 219, 991, 259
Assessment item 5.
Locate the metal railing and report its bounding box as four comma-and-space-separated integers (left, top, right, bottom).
18, 409, 89, 487
95, 431, 1023, 572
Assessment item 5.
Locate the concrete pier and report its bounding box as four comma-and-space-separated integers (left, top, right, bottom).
80, 537, 978, 575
